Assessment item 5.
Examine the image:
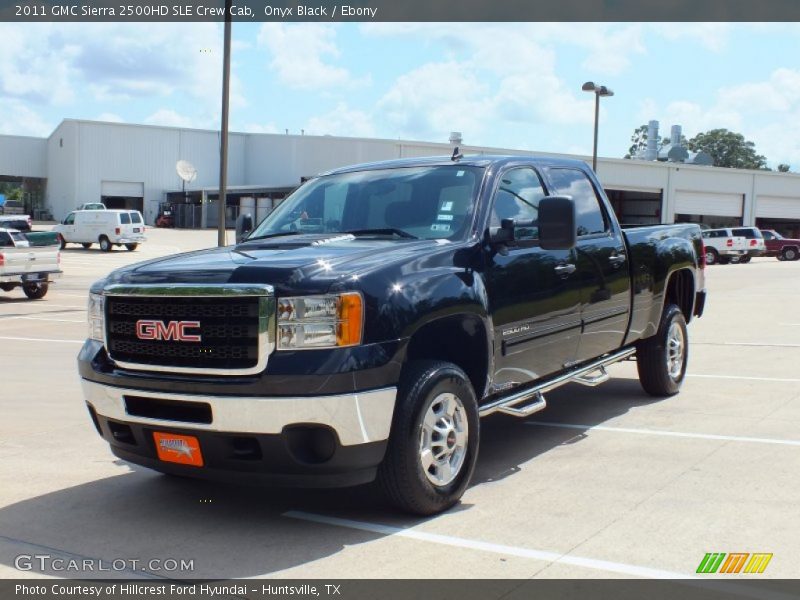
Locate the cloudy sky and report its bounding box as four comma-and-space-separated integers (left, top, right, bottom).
2, 22, 800, 167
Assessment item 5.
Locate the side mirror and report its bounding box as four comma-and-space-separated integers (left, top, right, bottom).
539, 195, 576, 250
235, 213, 254, 244
488, 218, 515, 244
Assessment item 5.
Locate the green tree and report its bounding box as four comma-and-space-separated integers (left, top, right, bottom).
777, 163, 791, 172
625, 124, 649, 159
687, 129, 767, 169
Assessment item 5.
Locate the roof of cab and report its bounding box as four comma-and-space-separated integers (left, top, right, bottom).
320, 154, 590, 176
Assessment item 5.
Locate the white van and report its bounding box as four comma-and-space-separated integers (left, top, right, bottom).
54, 209, 147, 252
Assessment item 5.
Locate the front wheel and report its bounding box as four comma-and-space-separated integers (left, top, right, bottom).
23, 282, 49, 300
58, 235, 66, 250
377, 360, 479, 515
636, 304, 688, 397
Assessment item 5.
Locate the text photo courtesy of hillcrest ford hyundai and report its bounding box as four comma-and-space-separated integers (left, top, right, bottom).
0, 4, 799, 599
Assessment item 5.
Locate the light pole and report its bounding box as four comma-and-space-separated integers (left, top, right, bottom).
581, 81, 614, 172
217, 0, 233, 247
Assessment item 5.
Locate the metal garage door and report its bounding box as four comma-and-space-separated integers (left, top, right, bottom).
756, 196, 800, 219
674, 191, 743, 217
101, 181, 144, 197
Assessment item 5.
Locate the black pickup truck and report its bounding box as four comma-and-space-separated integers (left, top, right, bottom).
79, 156, 706, 515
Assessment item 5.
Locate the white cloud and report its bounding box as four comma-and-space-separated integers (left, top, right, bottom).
305, 103, 375, 138
94, 112, 124, 123
257, 24, 358, 91
0, 99, 52, 136
650, 23, 732, 52
144, 109, 195, 128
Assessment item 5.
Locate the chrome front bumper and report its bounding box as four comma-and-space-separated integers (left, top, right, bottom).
81, 379, 397, 447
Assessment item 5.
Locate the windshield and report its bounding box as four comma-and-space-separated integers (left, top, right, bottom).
249, 165, 484, 241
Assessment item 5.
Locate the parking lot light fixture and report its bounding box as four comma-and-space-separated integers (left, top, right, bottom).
582, 81, 614, 172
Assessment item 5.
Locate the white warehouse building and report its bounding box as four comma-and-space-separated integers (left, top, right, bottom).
2, 118, 800, 237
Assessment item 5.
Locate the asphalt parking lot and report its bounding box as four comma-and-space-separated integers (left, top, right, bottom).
0, 228, 798, 580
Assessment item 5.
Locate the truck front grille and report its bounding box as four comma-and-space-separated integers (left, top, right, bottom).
103, 285, 275, 375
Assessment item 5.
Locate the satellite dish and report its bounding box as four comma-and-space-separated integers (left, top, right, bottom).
176, 160, 198, 184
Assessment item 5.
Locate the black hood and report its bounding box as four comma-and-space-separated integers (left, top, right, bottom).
104, 233, 449, 294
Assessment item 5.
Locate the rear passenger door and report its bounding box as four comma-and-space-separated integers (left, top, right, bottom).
545, 167, 631, 362
486, 166, 582, 387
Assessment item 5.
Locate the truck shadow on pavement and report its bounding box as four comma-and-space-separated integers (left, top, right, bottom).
0, 377, 663, 578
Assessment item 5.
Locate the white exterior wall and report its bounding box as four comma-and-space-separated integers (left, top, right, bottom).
4, 119, 800, 226
0, 135, 47, 178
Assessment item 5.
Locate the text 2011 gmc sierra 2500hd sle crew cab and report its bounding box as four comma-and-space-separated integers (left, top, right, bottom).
79, 156, 706, 515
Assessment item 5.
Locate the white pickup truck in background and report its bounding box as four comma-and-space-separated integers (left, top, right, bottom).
701, 229, 748, 265
0, 228, 62, 299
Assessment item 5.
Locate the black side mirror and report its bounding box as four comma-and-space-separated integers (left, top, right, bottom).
539, 195, 576, 250
488, 218, 516, 244
235, 213, 254, 244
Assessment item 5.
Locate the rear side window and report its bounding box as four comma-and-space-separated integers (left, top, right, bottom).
732, 228, 762, 238
119, 213, 131, 224
546, 168, 608, 237
0, 232, 11, 247
130, 212, 143, 224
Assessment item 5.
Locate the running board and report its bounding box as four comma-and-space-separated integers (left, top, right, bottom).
479, 347, 636, 418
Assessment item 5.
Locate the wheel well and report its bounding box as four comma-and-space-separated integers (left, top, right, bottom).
665, 269, 695, 322
404, 315, 489, 399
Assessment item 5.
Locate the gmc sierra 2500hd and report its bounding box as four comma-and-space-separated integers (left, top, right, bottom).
79, 156, 706, 515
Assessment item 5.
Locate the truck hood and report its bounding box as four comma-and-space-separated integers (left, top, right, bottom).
105, 233, 450, 294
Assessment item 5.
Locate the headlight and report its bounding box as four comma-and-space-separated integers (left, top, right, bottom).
277, 292, 363, 350
87, 292, 105, 342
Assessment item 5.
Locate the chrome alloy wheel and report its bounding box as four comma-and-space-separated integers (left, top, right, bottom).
666, 321, 685, 379
419, 392, 469, 486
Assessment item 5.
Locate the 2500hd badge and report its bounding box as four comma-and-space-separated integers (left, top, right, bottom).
79, 155, 706, 515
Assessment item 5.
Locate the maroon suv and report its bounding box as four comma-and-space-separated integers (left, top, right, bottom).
761, 229, 800, 261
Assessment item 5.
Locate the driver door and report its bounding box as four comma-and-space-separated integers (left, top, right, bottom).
485, 166, 581, 390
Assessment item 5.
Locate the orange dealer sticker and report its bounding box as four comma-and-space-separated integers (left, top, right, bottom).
153, 432, 204, 467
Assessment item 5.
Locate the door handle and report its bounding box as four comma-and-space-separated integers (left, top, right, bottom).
608, 253, 626, 266
554, 263, 576, 276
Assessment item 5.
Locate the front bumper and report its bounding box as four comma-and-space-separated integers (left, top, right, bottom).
81, 375, 397, 488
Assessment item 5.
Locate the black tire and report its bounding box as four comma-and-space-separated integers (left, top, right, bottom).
125, 243, 138, 251
738, 255, 751, 263
99, 236, 112, 252
704, 248, 718, 265
377, 360, 479, 516
23, 282, 48, 300
718, 256, 731, 265
82, 243, 92, 249
58, 235, 66, 250
783, 247, 799, 261
636, 304, 688, 397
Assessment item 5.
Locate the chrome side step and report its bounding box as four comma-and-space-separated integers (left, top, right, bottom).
479, 347, 636, 418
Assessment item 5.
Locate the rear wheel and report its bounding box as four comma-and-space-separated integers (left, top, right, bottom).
704, 248, 719, 265
738, 255, 751, 263
99, 236, 112, 252
125, 243, 138, 251
82, 243, 92, 249
377, 360, 479, 515
636, 304, 688, 397
23, 282, 49, 300
783, 247, 799, 261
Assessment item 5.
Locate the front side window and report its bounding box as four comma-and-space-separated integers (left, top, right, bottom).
64, 213, 75, 225
489, 167, 545, 241
0, 232, 11, 247
249, 165, 484, 241
546, 168, 608, 237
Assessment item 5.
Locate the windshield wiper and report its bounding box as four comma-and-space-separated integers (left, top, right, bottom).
344, 228, 418, 239
242, 231, 303, 242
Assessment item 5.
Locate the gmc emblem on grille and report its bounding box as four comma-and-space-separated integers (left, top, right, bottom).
135, 320, 202, 342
